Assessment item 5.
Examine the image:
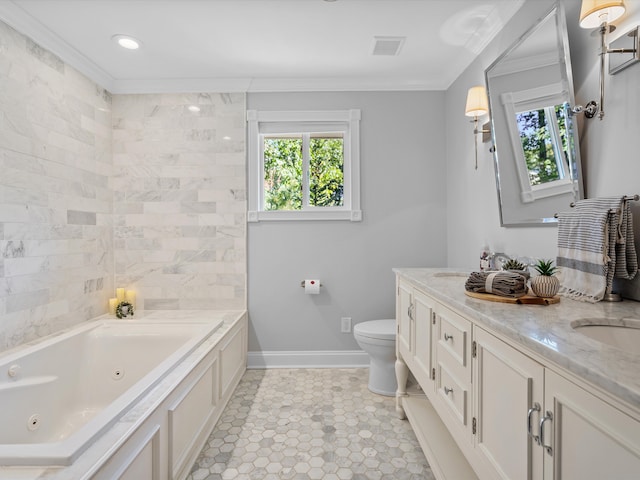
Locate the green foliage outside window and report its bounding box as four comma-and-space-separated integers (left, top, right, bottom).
264, 138, 303, 211
263, 135, 344, 211
516, 104, 568, 186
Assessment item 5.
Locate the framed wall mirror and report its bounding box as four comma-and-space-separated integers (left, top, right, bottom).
485, 4, 584, 227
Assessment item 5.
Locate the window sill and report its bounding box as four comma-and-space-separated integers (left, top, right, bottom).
248, 210, 362, 222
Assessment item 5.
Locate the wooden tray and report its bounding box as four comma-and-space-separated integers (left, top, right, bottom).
464, 290, 560, 305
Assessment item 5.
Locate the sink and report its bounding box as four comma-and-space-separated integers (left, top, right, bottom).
571, 318, 640, 354
432, 272, 469, 278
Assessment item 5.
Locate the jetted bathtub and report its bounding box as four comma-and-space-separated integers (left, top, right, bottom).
0, 317, 223, 467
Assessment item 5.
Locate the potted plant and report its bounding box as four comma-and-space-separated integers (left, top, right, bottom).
502, 259, 530, 280
530, 259, 559, 297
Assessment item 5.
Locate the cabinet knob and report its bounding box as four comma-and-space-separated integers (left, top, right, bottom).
444, 333, 453, 341
444, 386, 454, 395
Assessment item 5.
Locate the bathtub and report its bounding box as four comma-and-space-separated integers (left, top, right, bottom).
0, 317, 223, 467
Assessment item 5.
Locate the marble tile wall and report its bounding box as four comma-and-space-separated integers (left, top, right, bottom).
0, 21, 113, 351
112, 93, 246, 311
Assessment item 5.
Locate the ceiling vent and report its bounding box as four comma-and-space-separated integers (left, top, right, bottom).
372, 36, 405, 56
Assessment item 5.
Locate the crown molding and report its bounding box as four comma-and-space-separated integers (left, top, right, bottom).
0, 1, 115, 91
0, 1, 440, 94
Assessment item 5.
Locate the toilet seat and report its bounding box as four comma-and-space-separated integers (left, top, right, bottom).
354, 319, 395, 341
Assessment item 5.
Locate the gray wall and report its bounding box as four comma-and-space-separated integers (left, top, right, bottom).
247, 91, 447, 353
445, 0, 640, 271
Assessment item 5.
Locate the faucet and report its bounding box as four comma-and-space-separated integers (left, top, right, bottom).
489, 252, 511, 271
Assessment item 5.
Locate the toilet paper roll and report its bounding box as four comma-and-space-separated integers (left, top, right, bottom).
304, 279, 320, 294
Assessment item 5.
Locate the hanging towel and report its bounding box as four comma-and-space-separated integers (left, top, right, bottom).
556, 209, 610, 302
573, 197, 638, 281
557, 196, 638, 302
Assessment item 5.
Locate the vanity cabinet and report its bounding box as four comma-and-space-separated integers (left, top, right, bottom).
434, 304, 472, 441
396, 279, 435, 393
543, 370, 640, 480
473, 326, 544, 480
395, 273, 640, 480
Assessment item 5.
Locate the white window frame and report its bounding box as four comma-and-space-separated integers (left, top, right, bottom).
501, 83, 574, 204
247, 109, 362, 222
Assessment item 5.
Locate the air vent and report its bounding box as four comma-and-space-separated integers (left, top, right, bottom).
372, 36, 405, 56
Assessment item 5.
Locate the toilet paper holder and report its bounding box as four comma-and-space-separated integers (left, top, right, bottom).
300, 280, 323, 288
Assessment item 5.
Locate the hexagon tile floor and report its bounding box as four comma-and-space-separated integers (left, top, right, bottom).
187, 368, 434, 480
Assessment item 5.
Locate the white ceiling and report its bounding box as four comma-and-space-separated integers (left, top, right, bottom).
0, 0, 525, 94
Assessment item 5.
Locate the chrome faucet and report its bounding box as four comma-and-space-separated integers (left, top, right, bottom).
488, 252, 511, 270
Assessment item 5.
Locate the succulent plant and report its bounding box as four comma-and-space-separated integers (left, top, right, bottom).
534, 259, 557, 276
502, 259, 527, 271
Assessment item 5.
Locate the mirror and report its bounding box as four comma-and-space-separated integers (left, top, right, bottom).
485, 4, 583, 227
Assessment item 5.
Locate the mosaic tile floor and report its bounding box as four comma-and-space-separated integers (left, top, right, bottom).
187, 368, 434, 480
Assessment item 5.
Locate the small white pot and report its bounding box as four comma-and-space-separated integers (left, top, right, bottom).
530, 275, 559, 298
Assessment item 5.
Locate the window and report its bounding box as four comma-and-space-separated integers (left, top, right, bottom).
515, 104, 569, 187
247, 109, 361, 222
501, 84, 576, 204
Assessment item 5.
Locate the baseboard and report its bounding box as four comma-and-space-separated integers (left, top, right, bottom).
247, 350, 369, 369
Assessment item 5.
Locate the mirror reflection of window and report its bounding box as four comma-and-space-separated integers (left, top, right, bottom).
484, 5, 584, 226
515, 103, 570, 187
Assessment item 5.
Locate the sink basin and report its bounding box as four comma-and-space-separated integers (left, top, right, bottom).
432, 272, 469, 278
571, 318, 640, 354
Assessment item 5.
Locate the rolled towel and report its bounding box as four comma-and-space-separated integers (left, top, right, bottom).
465, 271, 528, 298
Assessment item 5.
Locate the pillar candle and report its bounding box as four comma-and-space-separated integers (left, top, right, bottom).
108, 298, 118, 315
125, 290, 136, 308
116, 288, 125, 302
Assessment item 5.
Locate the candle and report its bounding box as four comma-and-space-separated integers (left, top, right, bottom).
108, 298, 118, 315
125, 290, 136, 308
116, 288, 125, 302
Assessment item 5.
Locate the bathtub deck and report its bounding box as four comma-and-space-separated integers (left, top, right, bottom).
0, 310, 246, 480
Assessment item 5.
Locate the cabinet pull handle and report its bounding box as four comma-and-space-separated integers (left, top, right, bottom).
444, 386, 453, 395
527, 402, 541, 445
539, 411, 553, 455
444, 333, 453, 341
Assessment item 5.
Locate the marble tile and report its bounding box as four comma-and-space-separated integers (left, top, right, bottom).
0, 19, 113, 351
112, 92, 246, 313
188, 369, 434, 480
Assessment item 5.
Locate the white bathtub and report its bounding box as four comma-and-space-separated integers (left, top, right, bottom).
0, 317, 223, 467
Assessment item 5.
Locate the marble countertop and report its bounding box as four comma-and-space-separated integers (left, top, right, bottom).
394, 268, 640, 411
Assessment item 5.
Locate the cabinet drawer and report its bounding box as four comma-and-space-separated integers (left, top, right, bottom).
437, 361, 468, 428
437, 307, 471, 373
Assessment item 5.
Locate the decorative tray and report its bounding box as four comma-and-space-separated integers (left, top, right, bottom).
464, 290, 560, 305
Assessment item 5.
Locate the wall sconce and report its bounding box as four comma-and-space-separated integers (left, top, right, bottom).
575, 0, 638, 120
465, 85, 491, 170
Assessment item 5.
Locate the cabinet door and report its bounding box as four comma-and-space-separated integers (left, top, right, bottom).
413, 289, 434, 390
543, 370, 640, 480
397, 280, 414, 359
474, 327, 544, 480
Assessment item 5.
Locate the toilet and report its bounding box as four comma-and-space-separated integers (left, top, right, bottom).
353, 319, 397, 396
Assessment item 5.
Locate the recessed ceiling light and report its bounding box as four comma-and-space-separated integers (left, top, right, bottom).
188, 105, 201, 113
112, 34, 142, 50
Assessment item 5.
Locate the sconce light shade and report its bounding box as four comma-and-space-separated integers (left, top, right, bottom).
579, 0, 626, 29
465, 85, 489, 117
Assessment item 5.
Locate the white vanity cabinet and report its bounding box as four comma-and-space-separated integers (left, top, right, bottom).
473, 326, 544, 480
396, 279, 435, 394
543, 370, 640, 480
395, 272, 640, 480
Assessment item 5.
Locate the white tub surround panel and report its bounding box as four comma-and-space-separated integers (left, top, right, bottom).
0, 20, 113, 352
0, 309, 247, 479
112, 93, 246, 311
